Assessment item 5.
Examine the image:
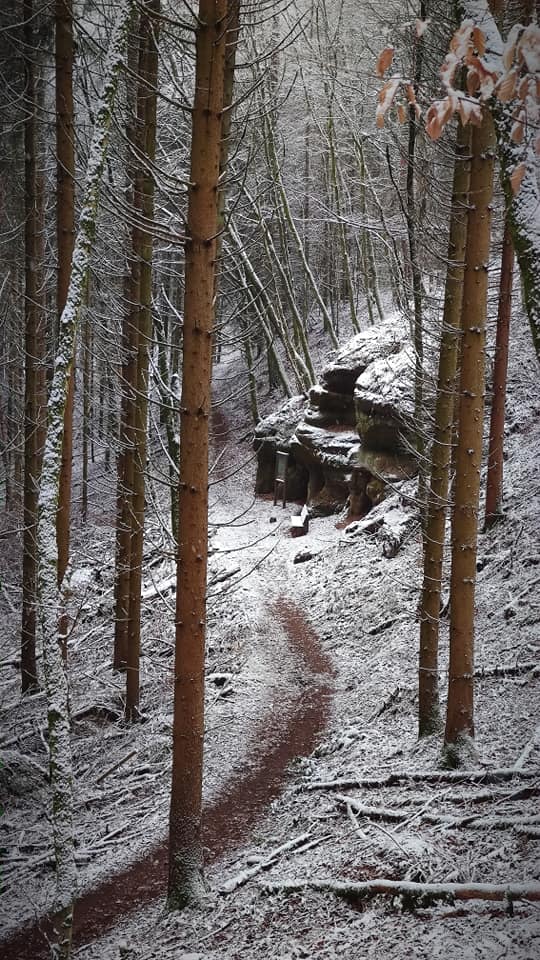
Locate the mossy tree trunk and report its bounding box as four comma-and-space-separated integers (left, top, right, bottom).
36, 6, 135, 953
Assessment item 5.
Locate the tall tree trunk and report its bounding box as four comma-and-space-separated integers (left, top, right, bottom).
444, 108, 496, 762
81, 312, 90, 522
418, 121, 471, 736
55, 0, 76, 652
113, 30, 141, 672
484, 221, 514, 528
125, 0, 160, 721
36, 7, 134, 953
21, 0, 46, 693
406, 1, 426, 508
168, 0, 227, 909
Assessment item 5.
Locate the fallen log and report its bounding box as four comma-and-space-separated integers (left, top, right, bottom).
262, 877, 540, 909
307, 767, 540, 792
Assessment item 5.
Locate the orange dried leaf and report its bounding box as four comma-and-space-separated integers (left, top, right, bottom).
510, 162, 526, 195
510, 118, 524, 144
472, 26, 486, 55
397, 103, 407, 124
404, 83, 416, 104
376, 78, 400, 127
376, 46, 394, 78
450, 21, 474, 58
497, 69, 518, 103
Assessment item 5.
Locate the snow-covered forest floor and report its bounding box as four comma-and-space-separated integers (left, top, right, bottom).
1, 304, 540, 958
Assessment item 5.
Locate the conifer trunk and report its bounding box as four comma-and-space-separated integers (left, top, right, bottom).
21, 0, 46, 693
444, 108, 496, 760
55, 0, 76, 637
418, 121, 471, 735
125, 0, 159, 721
484, 221, 513, 528
168, 0, 227, 909
113, 31, 141, 672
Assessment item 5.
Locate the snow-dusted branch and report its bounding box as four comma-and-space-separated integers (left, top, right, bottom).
307, 766, 540, 791
263, 877, 540, 908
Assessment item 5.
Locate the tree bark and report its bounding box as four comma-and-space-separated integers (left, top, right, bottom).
418, 121, 471, 735
36, 6, 135, 952
168, 0, 227, 909
55, 0, 76, 647
444, 108, 496, 760
113, 30, 141, 672
125, 0, 160, 722
484, 221, 514, 528
21, 0, 46, 693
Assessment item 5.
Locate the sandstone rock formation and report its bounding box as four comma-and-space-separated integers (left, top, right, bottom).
253, 318, 418, 515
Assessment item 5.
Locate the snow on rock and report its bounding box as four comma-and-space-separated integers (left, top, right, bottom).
355, 344, 416, 453
254, 318, 417, 516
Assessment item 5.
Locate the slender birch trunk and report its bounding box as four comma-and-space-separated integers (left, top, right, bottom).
168, 0, 227, 909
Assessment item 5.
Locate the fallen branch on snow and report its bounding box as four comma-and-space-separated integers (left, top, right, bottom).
307, 767, 540, 792
96, 749, 137, 785
262, 877, 540, 909
220, 831, 315, 893
335, 795, 540, 832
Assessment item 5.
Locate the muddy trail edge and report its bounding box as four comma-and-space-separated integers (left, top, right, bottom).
2, 601, 334, 959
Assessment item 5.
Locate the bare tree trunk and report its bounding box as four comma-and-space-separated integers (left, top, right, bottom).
125, 0, 159, 722
21, 0, 46, 693
405, 1, 426, 508
484, 221, 514, 528
113, 30, 141, 672
81, 312, 90, 522
55, 0, 76, 656
444, 108, 496, 762
168, 0, 227, 909
418, 121, 471, 736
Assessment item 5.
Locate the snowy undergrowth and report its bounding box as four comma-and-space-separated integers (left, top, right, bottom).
1, 306, 539, 957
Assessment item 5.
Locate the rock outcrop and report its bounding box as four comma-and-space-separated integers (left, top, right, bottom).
253, 318, 418, 515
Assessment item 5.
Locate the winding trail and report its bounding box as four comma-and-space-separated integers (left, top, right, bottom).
2, 602, 334, 959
